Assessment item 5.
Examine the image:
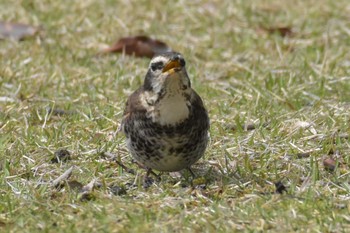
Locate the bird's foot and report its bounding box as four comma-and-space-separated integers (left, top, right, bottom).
142, 176, 154, 189
187, 167, 206, 188
142, 168, 161, 189
187, 167, 196, 179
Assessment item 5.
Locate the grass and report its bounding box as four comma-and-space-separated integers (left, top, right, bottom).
1, 0, 350, 232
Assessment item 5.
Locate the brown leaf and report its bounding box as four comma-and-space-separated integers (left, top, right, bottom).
0, 220, 7, 227
258, 26, 293, 37
0, 22, 40, 41
323, 158, 336, 172
99, 35, 172, 58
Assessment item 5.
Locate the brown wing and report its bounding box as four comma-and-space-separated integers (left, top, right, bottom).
190, 89, 210, 129
120, 87, 147, 134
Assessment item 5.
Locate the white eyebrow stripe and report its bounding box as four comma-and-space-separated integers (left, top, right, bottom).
150, 56, 168, 65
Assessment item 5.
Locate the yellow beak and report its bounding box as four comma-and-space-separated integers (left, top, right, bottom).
162, 60, 181, 73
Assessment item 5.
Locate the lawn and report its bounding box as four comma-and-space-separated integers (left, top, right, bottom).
1, 0, 350, 232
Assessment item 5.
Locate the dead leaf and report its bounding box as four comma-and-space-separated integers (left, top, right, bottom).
266, 26, 293, 37
323, 158, 336, 172
258, 26, 293, 37
0, 22, 40, 41
0, 218, 10, 227
99, 35, 172, 58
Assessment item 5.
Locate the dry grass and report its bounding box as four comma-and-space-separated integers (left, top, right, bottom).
1, 0, 350, 232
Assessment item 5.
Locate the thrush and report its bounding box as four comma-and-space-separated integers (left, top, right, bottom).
121, 52, 209, 180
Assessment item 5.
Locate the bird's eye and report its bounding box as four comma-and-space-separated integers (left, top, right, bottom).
151, 61, 164, 71
179, 58, 186, 67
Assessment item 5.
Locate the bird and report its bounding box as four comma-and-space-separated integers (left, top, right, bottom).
120, 52, 209, 183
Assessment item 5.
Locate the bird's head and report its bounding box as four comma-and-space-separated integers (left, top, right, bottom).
143, 52, 191, 97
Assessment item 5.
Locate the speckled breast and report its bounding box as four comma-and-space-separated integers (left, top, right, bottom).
124, 109, 209, 172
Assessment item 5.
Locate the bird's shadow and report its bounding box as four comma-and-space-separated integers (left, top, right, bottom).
102, 152, 241, 190
140, 161, 241, 189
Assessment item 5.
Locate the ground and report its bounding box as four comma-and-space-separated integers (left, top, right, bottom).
1, 0, 350, 232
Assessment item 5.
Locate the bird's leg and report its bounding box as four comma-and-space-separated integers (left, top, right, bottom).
114, 159, 135, 175
145, 168, 153, 178
187, 167, 196, 179
143, 168, 155, 189
187, 167, 206, 188
186, 167, 196, 187
133, 159, 161, 181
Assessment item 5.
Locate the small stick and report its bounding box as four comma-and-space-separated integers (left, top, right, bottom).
79, 179, 97, 201
81, 179, 95, 193
51, 166, 74, 187
103, 152, 135, 174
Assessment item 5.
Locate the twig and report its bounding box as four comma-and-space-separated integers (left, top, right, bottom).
102, 152, 135, 174
81, 179, 96, 193
51, 166, 74, 187
79, 179, 96, 201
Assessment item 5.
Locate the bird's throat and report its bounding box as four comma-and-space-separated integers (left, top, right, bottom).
142, 89, 190, 125
156, 94, 189, 125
